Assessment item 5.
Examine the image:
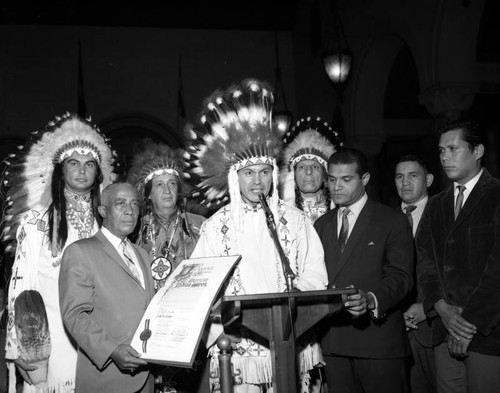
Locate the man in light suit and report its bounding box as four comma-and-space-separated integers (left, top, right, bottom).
314, 147, 414, 393
59, 182, 155, 392
417, 120, 500, 393
395, 154, 437, 393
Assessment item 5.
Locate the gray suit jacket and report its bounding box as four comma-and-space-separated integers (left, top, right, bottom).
59, 230, 155, 392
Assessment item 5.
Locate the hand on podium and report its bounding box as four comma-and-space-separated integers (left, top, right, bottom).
341, 285, 373, 317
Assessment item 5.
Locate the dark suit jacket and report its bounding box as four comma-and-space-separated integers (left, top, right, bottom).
397, 203, 434, 348
314, 197, 414, 358
59, 230, 155, 392
416, 169, 500, 355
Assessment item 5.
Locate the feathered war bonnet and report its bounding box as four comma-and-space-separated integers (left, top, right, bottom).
126, 138, 189, 206
1, 112, 116, 254
185, 78, 284, 231
280, 116, 341, 206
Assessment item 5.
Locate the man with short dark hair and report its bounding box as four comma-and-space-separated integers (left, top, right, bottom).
395, 154, 437, 393
417, 120, 500, 393
59, 182, 155, 392
315, 147, 414, 393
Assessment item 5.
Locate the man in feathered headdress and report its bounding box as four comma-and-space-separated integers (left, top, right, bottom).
280, 116, 340, 224
127, 139, 208, 393
1, 113, 115, 393
186, 79, 328, 393
127, 139, 206, 293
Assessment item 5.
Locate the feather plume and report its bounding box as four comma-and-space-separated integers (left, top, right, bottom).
279, 116, 341, 205
127, 138, 189, 205
1, 113, 115, 255
187, 78, 282, 206
14, 290, 51, 364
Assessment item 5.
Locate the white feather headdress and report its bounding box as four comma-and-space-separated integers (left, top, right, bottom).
127, 138, 189, 203
280, 116, 341, 206
1, 112, 116, 253
185, 78, 285, 230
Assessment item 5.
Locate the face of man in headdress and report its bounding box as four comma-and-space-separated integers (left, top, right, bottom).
148, 174, 179, 216
238, 164, 273, 205
63, 153, 98, 195
294, 159, 325, 197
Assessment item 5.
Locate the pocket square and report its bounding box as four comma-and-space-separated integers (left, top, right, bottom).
368, 241, 375, 246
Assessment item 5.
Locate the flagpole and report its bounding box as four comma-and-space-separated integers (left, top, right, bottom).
176, 57, 186, 132
77, 40, 87, 118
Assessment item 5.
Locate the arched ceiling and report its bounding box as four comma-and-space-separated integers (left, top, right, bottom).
0, 1, 298, 31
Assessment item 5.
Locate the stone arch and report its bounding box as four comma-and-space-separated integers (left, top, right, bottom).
418, 0, 487, 118
98, 113, 183, 179
348, 34, 406, 155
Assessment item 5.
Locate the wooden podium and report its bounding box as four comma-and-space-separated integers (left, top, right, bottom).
211, 287, 357, 393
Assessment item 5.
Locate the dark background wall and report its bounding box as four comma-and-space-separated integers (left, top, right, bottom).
0, 0, 499, 203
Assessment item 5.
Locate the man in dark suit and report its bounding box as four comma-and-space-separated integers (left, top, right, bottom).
416, 120, 500, 393
395, 154, 437, 393
314, 147, 414, 393
59, 182, 155, 392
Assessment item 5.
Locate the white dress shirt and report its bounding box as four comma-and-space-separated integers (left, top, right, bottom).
454, 168, 483, 207
401, 195, 428, 236
336, 192, 368, 239
101, 227, 145, 288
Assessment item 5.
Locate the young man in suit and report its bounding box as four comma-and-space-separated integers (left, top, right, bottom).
314, 147, 414, 393
416, 120, 500, 393
395, 155, 437, 393
59, 182, 155, 393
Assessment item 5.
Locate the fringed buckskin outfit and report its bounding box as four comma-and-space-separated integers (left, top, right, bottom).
1, 113, 115, 393
185, 79, 328, 392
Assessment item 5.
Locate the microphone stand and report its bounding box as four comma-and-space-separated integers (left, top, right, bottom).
259, 193, 296, 292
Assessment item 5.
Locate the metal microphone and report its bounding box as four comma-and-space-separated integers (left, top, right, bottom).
258, 193, 276, 229
259, 193, 296, 292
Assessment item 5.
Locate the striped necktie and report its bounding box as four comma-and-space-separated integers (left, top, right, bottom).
120, 240, 141, 282
454, 185, 466, 220
404, 205, 417, 231
338, 208, 351, 253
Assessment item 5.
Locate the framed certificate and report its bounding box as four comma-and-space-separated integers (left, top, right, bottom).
131, 255, 240, 367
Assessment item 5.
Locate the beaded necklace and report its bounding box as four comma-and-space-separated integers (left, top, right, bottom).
64, 189, 94, 239
150, 209, 181, 260
302, 193, 328, 223
149, 209, 181, 290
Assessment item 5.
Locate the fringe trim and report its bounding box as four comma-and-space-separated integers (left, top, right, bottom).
298, 342, 326, 374
281, 167, 296, 206
8, 362, 15, 393
209, 349, 273, 386
8, 366, 74, 393
228, 167, 244, 233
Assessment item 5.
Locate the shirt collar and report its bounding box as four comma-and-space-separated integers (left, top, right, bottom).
401, 195, 428, 212
339, 192, 368, 218
101, 226, 127, 249
454, 168, 483, 193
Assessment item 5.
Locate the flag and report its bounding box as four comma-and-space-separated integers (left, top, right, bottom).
176, 57, 186, 130
77, 40, 87, 118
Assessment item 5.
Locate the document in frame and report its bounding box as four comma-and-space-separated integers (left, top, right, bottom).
131, 255, 241, 368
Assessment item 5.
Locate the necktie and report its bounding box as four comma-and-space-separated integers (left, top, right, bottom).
404, 205, 417, 231
338, 208, 350, 253
454, 185, 466, 220
120, 240, 141, 282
